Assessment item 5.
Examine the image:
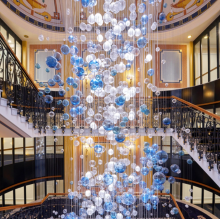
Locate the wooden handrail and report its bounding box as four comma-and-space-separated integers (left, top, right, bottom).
0, 192, 184, 218
166, 176, 220, 194
172, 96, 220, 121
0, 33, 39, 92
0, 175, 62, 194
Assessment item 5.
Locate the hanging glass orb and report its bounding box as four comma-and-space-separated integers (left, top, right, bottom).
114, 161, 126, 173
115, 95, 126, 106
94, 144, 103, 153
159, 12, 166, 21
58, 88, 66, 96
141, 14, 148, 24
48, 79, 55, 87
155, 150, 168, 164
187, 159, 193, 165
46, 56, 57, 68
103, 174, 113, 186
103, 119, 114, 131
61, 44, 70, 55
153, 172, 166, 185
170, 164, 180, 173
162, 117, 171, 125
44, 95, 53, 104
168, 176, 176, 184
115, 133, 125, 143
69, 108, 77, 117
141, 167, 149, 176
53, 74, 61, 83
147, 68, 154, 76
35, 63, 41, 69
89, 60, 100, 72
70, 95, 80, 105
137, 37, 147, 48
178, 150, 185, 156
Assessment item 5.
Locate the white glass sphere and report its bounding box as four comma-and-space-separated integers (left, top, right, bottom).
86, 95, 93, 103
97, 34, 103, 42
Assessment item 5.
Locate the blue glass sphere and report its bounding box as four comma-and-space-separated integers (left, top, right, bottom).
150, 195, 159, 205
89, 60, 100, 72
57, 100, 62, 105
114, 161, 126, 173
168, 176, 176, 184
110, 212, 117, 219
115, 133, 125, 143
66, 77, 74, 86
55, 62, 61, 70
48, 79, 56, 87
39, 82, 44, 87
104, 202, 113, 212
111, 69, 117, 76
170, 164, 180, 173
155, 150, 168, 163
94, 144, 103, 153
45, 68, 50, 73
120, 121, 126, 127
178, 150, 185, 156
123, 179, 129, 187
70, 95, 80, 105
76, 67, 85, 78
63, 113, 69, 120
103, 120, 114, 131
113, 126, 120, 134
115, 95, 126, 106
159, 12, 166, 21
122, 193, 135, 205
163, 117, 171, 125
68, 35, 75, 43
140, 193, 150, 203
146, 203, 151, 211
116, 196, 121, 204
44, 95, 53, 104
58, 80, 64, 86
165, 189, 170, 194
141, 14, 148, 24
90, 79, 103, 90
35, 63, 41, 69
69, 108, 77, 117
76, 106, 83, 114
163, 3, 167, 8
52, 125, 58, 131
74, 57, 84, 67
38, 91, 43, 97
153, 183, 164, 191
126, 63, 131, 70
152, 143, 159, 151
70, 55, 78, 65
81, 177, 89, 187
153, 172, 166, 185
46, 56, 57, 68
140, 157, 147, 165
44, 87, 50, 94
155, 165, 163, 172
172, 207, 179, 214
137, 37, 147, 48
61, 44, 70, 55
103, 174, 113, 185
62, 99, 69, 107
147, 68, 154, 76
58, 89, 66, 96
53, 74, 61, 83
162, 167, 169, 174
187, 159, 193, 165
70, 45, 78, 55
54, 52, 61, 61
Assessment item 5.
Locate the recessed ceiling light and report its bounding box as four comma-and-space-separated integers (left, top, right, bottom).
204, 36, 208, 39
188, 35, 191, 39
24, 35, 29, 38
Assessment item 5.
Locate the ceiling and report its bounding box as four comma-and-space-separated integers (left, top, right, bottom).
0, 0, 220, 44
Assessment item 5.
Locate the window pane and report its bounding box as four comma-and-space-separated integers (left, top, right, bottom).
26, 138, 34, 161
26, 184, 35, 203
215, 194, 220, 218
56, 180, 64, 193
172, 182, 181, 200
162, 136, 170, 153
210, 27, 217, 81
204, 190, 213, 213
36, 137, 45, 160
16, 41, 21, 62
46, 137, 54, 158
193, 186, 202, 206
0, 195, 2, 206
4, 138, 12, 165
56, 136, 64, 156
201, 35, 208, 83
5, 190, 13, 205
16, 187, 24, 204
182, 183, 191, 201
15, 138, 23, 163
195, 41, 201, 85
0, 25, 7, 40
36, 182, 45, 200
47, 180, 54, 194
8, 34, 15, 52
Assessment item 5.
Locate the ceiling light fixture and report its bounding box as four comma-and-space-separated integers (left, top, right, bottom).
188, 35, 191, 39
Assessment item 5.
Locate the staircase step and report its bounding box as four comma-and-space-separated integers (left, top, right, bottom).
0, 98, 7, 107
20, 116, 26, 123
11, 108, 18, 116
28, 123, 33, 129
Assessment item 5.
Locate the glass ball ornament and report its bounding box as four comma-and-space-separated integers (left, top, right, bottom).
137, 37, 147, 48
162, 117, 171, 125
168, 176, 176, 184
170, 164, 180, 173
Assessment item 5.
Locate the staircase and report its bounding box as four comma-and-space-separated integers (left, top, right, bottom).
0, 33, 219, 187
